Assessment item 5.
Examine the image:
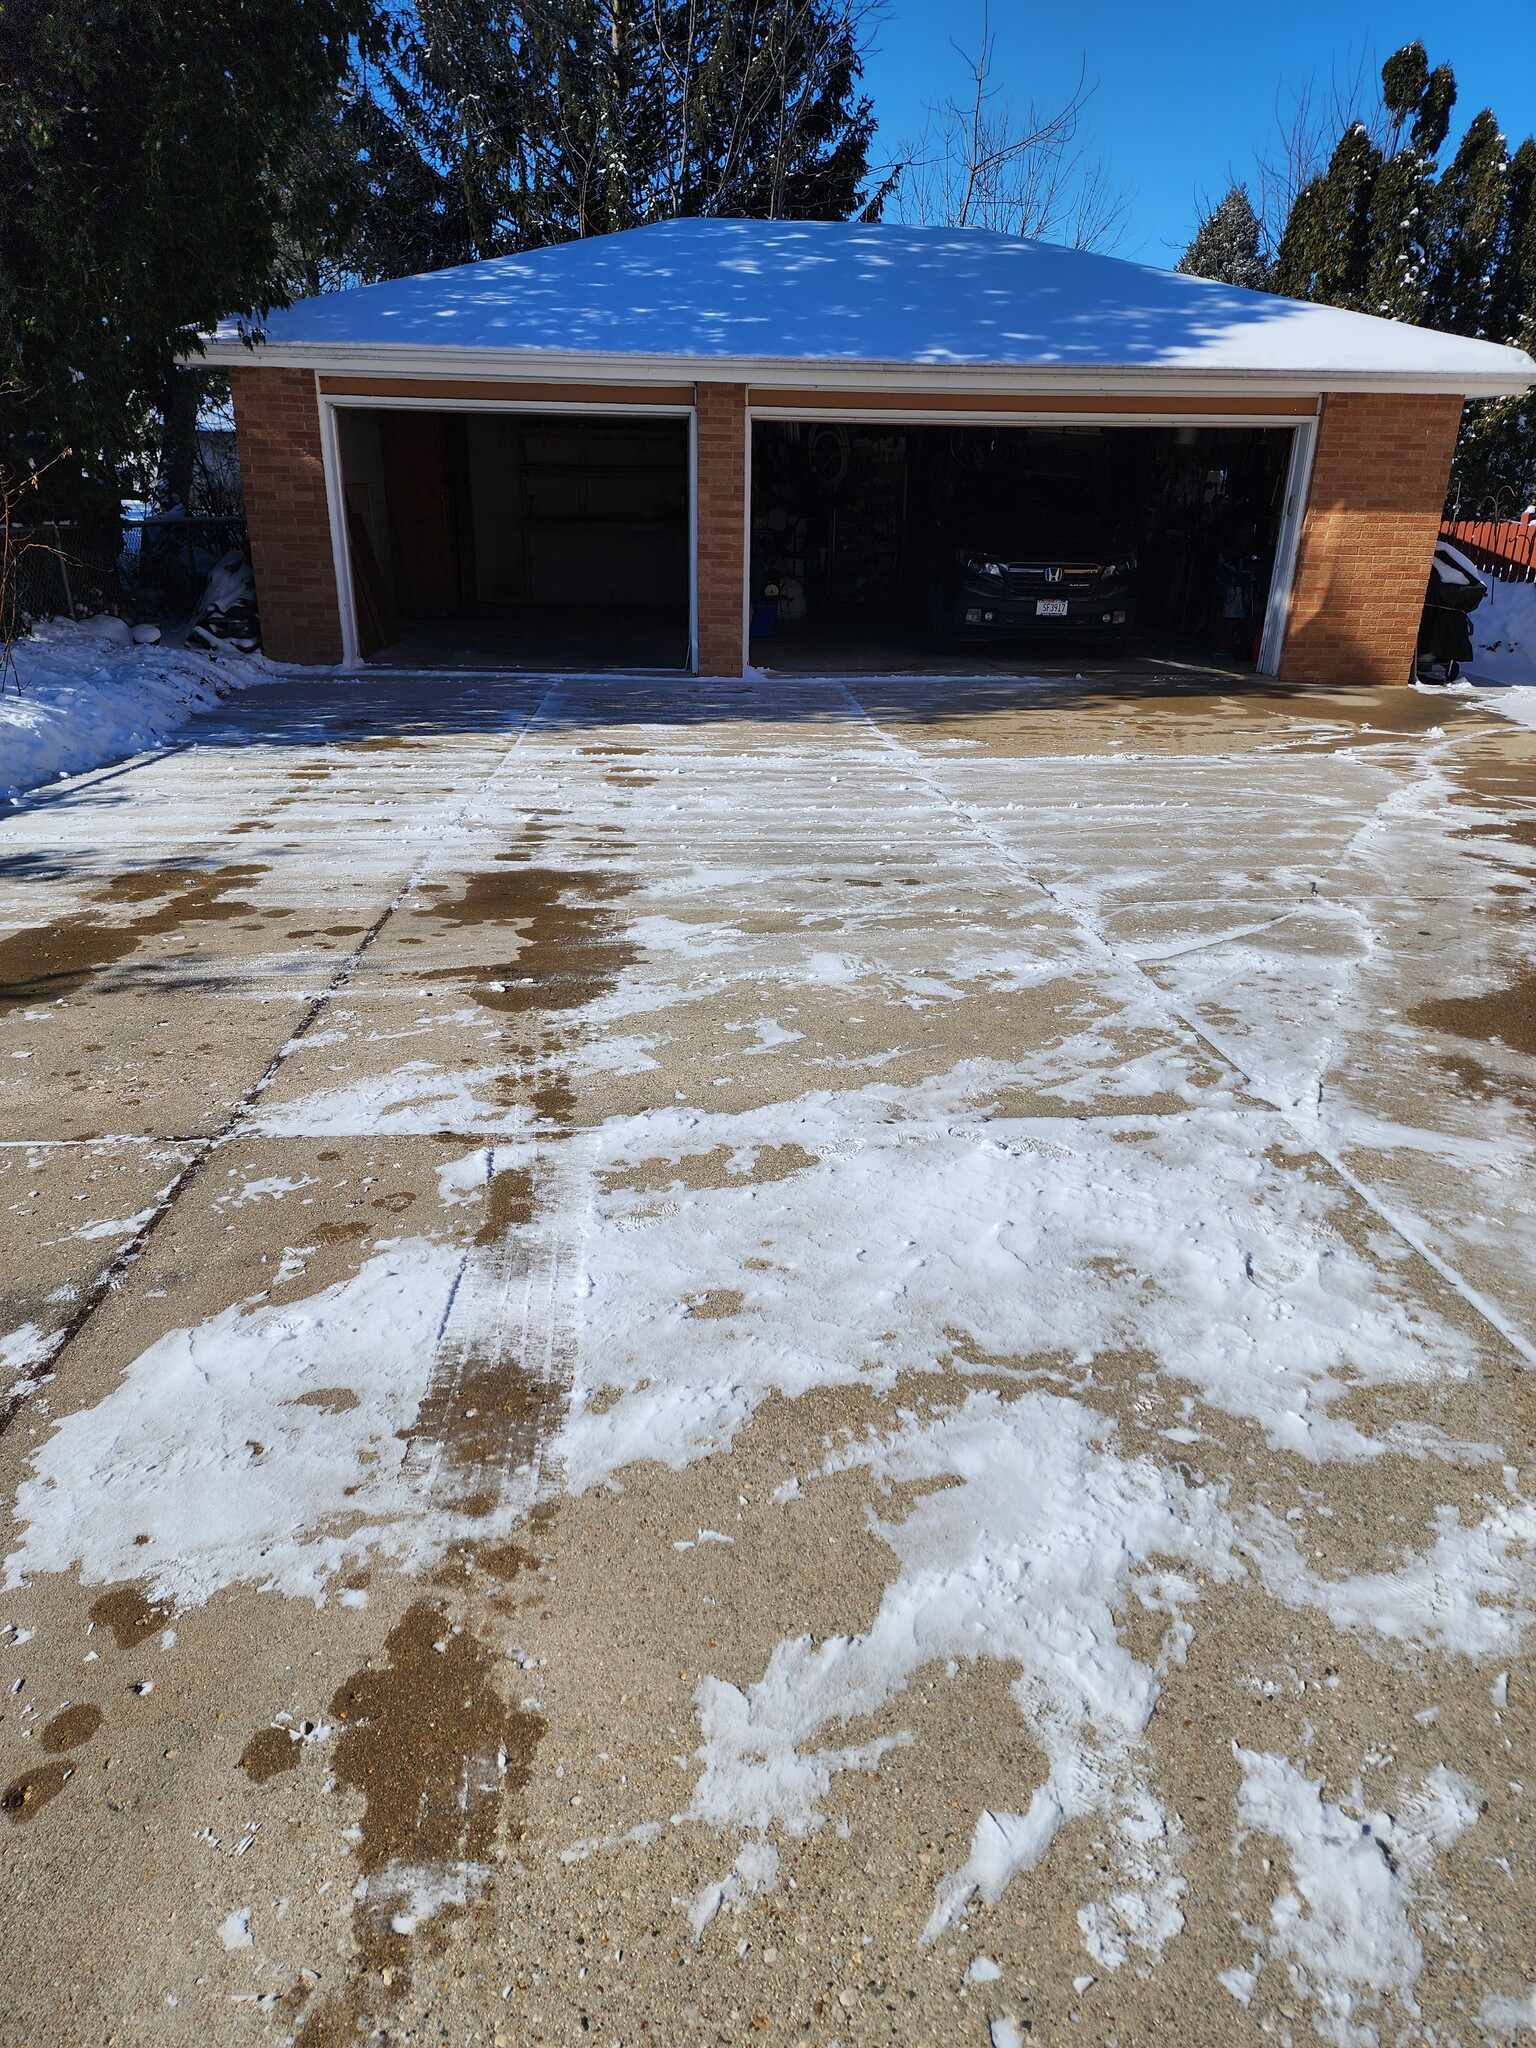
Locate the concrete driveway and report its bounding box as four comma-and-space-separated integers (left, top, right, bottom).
2, 668, 1534, 2048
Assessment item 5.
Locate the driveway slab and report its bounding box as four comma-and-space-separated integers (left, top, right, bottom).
1, 670, 1534, 2048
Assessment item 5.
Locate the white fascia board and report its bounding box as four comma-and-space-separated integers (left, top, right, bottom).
191, 338, 1536, 397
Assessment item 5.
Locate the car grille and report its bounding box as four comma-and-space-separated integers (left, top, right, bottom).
1000, 562, 1102, 598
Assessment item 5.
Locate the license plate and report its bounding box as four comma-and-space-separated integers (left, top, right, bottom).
1035, 598, 1069, 618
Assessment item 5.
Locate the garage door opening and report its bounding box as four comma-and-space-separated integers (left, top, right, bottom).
335, 408, 691, 669
749, 420, 1298, 675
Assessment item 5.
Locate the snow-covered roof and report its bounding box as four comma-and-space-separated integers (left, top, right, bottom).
200, 218, 1536, 395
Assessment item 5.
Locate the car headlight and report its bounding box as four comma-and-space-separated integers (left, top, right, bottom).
961, 555, 1005, 580
1103, 555, 1137, 580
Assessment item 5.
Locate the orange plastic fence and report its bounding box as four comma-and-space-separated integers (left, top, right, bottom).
1441, 517, 1536, 584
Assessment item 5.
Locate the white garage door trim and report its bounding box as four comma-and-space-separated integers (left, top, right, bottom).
742, 401, 1321, 679
317, 383, 698, 671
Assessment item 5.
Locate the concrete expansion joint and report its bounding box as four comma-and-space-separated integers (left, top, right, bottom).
837, 684, 1536, 1372
0, 688, 561, 1439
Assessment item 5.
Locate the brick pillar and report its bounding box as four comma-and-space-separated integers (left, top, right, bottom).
695, 382, 748, 677
1279, 392, 1463, 688
229, 367, 344, 666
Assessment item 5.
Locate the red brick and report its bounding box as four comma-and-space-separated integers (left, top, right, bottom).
1279, 393, 1462, 687
694, 383, 748, 676
230, 368, 343, 666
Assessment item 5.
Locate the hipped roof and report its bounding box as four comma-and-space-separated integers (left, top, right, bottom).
199, 218, 1536, 395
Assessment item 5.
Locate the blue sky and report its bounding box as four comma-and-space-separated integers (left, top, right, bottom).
861, 0, 1536, 264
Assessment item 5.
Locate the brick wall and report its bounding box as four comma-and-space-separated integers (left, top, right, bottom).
1280, 392, 1464, 687
695, 382, 748, 677
225, 369, 1461, 686
229, 367, 344, 666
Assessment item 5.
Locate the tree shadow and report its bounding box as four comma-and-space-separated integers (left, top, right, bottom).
238, 219, 1306, 371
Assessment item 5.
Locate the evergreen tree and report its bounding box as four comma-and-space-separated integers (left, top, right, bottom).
1486, 137, 1536, 349
1425, 110, 1507, 336
369, 0, 882, 269
1272, 122, 1380, 308
1449, 136, 1536, 506
1259, 41, 1536, 505
1176, 186, 1270, 291
1358, 49, 1453, 324
282, 74, 479, 294
0, 0, 379, 517
1380, 43, 1454, 158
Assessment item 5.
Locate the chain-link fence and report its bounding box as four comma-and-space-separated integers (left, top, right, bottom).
8, 522, 123, 623
7, 516, 248, 627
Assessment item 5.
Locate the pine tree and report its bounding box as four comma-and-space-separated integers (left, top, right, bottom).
1273, 123, 1383, 309
662, 0, 879, 221
1358, 48, 1454, 324
1425, 110, 1508, 336
283, 74, 479, 293
1176, 186, 1270, 291
375, 0, 882, 267
1449, 136, 1536, 506
1261, 42, 1536, 505
1486, 137, 1536, 347
0, 0, 378, 517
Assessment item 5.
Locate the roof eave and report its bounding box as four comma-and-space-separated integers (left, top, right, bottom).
190, 337, 1536, 399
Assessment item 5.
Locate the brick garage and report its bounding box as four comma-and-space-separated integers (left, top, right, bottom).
202, 219, 1533, 683
228, 367, 345, 667
1279, 393, 1467, 688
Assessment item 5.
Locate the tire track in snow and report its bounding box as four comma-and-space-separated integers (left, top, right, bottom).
400, 1129, 597, 1527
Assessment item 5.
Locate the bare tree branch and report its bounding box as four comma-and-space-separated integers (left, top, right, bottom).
1253, 45, 1389, 256
887, 8, 1127, 250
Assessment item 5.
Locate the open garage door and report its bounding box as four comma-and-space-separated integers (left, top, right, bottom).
335, 408, 691, 669
749, 419, 1299, 676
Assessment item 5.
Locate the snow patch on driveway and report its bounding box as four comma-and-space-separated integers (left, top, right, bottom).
253, 1062, 540, 1139
4, 1240, 469, 1604
683, 1391, 1219, 1961
558, 1075, 1476, 1485
669, 1380, 1534, 1969
1230, 1750, 1481, 2046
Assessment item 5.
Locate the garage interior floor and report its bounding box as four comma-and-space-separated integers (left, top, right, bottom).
367, 618, 1251, 683
368, 602, 691, 672
749, 626, 1254, 682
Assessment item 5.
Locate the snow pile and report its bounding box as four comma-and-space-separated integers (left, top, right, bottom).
1468, 573, 1536, 683
0, 619, 256, 801
1466, 573, 1536, 735
1474, 679, 1536, 731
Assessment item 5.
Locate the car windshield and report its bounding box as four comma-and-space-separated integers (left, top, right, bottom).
955, 505, 1120, 561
